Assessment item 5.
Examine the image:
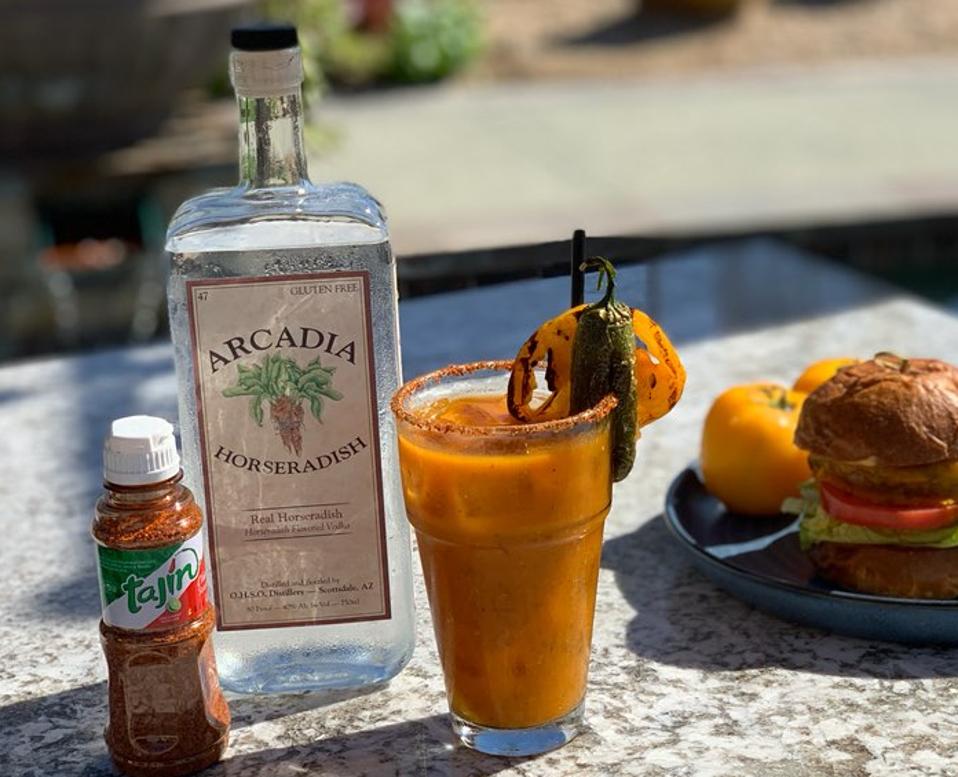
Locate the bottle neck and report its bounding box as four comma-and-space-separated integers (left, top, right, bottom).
238, 89, 309, 188
104, 473, 183, 509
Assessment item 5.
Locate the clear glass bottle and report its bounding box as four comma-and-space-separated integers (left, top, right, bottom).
165, 24, 414, 694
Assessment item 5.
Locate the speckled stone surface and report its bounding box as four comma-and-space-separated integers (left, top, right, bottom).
4, 239, 958, 777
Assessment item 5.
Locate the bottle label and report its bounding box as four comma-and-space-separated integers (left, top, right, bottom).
97, 532, 208, 630
186, 272, 391, 630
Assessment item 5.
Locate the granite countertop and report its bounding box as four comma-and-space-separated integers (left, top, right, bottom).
4, 239, 958, 777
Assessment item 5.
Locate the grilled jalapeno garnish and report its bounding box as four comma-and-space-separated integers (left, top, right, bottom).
569, 258, 637, 481
507, 256, 686, 481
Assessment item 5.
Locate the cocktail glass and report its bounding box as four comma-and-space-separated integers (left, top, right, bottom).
392, 361, 617, 756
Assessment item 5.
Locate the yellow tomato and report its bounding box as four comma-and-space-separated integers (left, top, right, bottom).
792, 357, 858, 394
700, 384, 811, 516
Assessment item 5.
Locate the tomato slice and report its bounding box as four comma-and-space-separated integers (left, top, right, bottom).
820, 482, 958, 531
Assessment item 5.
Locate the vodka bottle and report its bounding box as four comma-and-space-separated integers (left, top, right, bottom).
165, 24, 415, 694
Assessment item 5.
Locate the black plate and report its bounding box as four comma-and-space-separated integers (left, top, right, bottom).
663, 466, 958, 645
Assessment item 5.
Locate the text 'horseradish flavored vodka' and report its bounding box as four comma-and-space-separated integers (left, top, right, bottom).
165, 23, 414, 694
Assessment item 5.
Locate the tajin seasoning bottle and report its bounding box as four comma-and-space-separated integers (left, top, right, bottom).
94, 416, 229, 777
165, 23, 415, 693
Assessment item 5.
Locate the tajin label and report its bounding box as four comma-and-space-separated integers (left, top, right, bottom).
186, 271, 390, 631
97, 533, 207, 630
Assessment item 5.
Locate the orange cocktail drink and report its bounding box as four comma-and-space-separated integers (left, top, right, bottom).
392, 361, 616, 756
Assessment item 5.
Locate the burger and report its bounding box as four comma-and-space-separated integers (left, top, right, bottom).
790, 353, 958, 599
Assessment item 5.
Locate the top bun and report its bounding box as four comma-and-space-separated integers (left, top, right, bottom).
794, 355, 958, 467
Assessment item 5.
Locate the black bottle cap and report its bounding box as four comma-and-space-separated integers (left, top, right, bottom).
231, 23, 299, 52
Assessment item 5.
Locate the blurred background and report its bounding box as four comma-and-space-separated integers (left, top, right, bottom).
2, 0, 956, 362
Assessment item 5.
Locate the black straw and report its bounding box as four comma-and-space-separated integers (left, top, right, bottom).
571, 229, 586, 307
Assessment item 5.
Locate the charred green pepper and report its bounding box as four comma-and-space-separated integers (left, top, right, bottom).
569, 258, 637, 482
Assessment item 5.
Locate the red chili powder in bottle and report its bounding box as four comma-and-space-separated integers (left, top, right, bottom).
92, 416, 229, 777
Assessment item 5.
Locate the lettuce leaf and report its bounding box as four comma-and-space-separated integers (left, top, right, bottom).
782, 481, 958, 551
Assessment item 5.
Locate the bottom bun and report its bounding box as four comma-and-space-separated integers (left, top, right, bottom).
808, 542, 958, 599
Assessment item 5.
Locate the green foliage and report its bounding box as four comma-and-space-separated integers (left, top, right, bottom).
391, 0, 482, 83
222, 353, 342, 424
261, 0, 482, 88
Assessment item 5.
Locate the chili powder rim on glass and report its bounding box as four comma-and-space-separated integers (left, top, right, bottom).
391, 359, 618, 438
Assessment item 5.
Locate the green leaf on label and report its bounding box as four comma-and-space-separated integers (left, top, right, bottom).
223, 386, 260, 397
250, 396, 264, 426
299, 372, 330, 389
286, 360, 302, 385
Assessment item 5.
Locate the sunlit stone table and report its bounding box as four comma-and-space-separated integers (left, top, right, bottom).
4, 239, 958, 777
